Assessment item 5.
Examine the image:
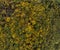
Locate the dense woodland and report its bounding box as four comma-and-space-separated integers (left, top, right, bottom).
0, 0, 60, 50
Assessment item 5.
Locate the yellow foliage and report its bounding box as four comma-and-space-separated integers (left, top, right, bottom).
25, 25, 33, 32
37, 48, 41, 50
0, 0, 58, 50
15, 8, 20, 12
31, 20, 36, 25
21, 12, 25, 17
5, 17, 10, 22
12, 33, 17, 38
21, 2, 29, 7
